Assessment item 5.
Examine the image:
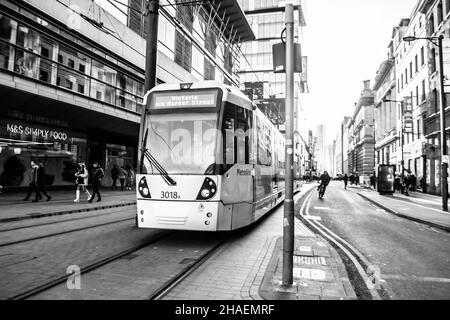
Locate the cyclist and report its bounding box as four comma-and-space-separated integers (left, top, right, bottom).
317, 171, 331, 197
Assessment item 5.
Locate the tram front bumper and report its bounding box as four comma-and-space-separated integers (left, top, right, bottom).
137, 200, 220, 231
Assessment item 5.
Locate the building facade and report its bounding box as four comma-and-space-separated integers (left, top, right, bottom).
418, 0, 450, 195
0, 0, 253, 190
373, 28, 399, 171
348, 80, 375, 185
341, 117, 351, 175
393, 5, 429, 192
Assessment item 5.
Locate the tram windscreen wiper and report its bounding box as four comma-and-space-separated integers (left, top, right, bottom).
140, 129, 177, 186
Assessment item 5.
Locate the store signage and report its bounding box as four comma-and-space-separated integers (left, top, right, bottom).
151, 90, 218, 109
5, 123, 68, 141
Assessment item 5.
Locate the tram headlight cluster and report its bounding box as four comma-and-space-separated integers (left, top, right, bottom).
138, 177, 152, 199
196, 177, 217, 200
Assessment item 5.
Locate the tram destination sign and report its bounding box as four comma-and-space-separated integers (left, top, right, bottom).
150, 90, 218, 109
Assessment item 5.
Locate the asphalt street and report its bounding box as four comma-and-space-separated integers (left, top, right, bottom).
301, 181, 450, 300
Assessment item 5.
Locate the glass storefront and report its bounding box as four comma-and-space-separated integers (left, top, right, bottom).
0, 118, 87, 188
0, 13, 144, 114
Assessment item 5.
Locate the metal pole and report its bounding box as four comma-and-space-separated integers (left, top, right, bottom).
138, 0, 160, 173
438, 35, 448, 211
282, 3, 295, 287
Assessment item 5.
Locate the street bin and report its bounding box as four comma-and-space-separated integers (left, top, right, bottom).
377, 165, 395, 195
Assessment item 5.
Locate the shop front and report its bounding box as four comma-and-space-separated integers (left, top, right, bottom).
0, 110, 138, 192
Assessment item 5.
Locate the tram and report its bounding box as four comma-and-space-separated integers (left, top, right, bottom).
136, 81, 302, 231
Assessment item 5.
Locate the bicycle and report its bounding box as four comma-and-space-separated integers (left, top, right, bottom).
318, 184, 325, 199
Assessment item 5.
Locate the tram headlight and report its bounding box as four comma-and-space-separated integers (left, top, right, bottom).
201, 189, 210, 198
138, 176, 152, 199
196, 177, 217, 200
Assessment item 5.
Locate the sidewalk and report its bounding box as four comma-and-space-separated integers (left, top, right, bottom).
162, 184, 357, 300
0, 189, 136, 222
356, 189, 450, 232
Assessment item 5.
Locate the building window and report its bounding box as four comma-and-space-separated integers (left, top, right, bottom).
405, 69, 408, 85
422, 79, 426, 102
429, 13, 435, 34
410, 61, 413, 79
431, 47, 437, 73
401, 74, 404, 89
438, 1, 444, 25
421, 46, 425, 66
415, 54, 418, 73
174, 31, 192, 72
416, 86, 419, 105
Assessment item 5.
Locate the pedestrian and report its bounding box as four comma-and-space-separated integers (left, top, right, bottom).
89, 161, 104, 203
111, 164, 119, 190
410, 173, 417, 192
118, 166, 126, 191
74, 162, 91, 202
394, 174, 401, 192
404, 173, 411, 196
125, 166, 134, 190
23, 160, 41, 201
343, 173, 349, 190
355, 172, 360, 186
370, 173, 376, 190
36, 162, 51, 201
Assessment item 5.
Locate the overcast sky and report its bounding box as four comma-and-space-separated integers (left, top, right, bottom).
301, 0, 418, 144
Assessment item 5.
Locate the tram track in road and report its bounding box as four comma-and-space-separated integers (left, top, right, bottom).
0, 216, 135, 248
0, 206, 137, 233
149, 236, 229, 300
9, 231, 172, 300
297, 188, 391, 300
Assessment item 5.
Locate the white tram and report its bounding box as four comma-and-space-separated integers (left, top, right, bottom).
136, 82, 302, 231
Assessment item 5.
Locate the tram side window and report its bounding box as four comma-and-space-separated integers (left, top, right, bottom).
257, 116, 272, 166
236, 107, 251, 164
223, 106, 235, 166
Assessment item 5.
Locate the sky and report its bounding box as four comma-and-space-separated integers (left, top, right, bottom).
301, 0, 418, 144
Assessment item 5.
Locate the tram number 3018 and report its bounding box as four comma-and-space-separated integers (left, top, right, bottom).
160, 191, 181, 199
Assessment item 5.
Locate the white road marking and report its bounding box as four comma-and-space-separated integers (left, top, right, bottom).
293, 267, 326, 280
305, 215, 322, 221
299, 246, 311, 252
313, 207, 331, 210
382, 274, 450, 283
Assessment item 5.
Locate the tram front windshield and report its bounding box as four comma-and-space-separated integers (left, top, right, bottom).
145, 112, 218, 175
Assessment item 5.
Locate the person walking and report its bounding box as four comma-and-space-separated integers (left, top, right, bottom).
404, 173, 411, 196
349, 173, 354, 185
89, 162, 104, 203
125, 166, 134, 191
111, 164, 119, 190
410, 173, 417, 192
23, 160, 41, 201
355, 172, 360, 186
118, 166, 126, 191
74, 162, 91, 202
35, 162, 51, 201
370, 173, 376, 190
343, 173, 349, 190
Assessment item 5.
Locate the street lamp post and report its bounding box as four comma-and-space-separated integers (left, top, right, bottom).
404, 35, 448, 211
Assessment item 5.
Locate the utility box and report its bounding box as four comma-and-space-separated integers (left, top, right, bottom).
272, 42, 302, 73
377, 165, 395, 195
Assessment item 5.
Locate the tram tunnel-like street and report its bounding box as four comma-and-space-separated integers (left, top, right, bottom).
302, 182, 450, 300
